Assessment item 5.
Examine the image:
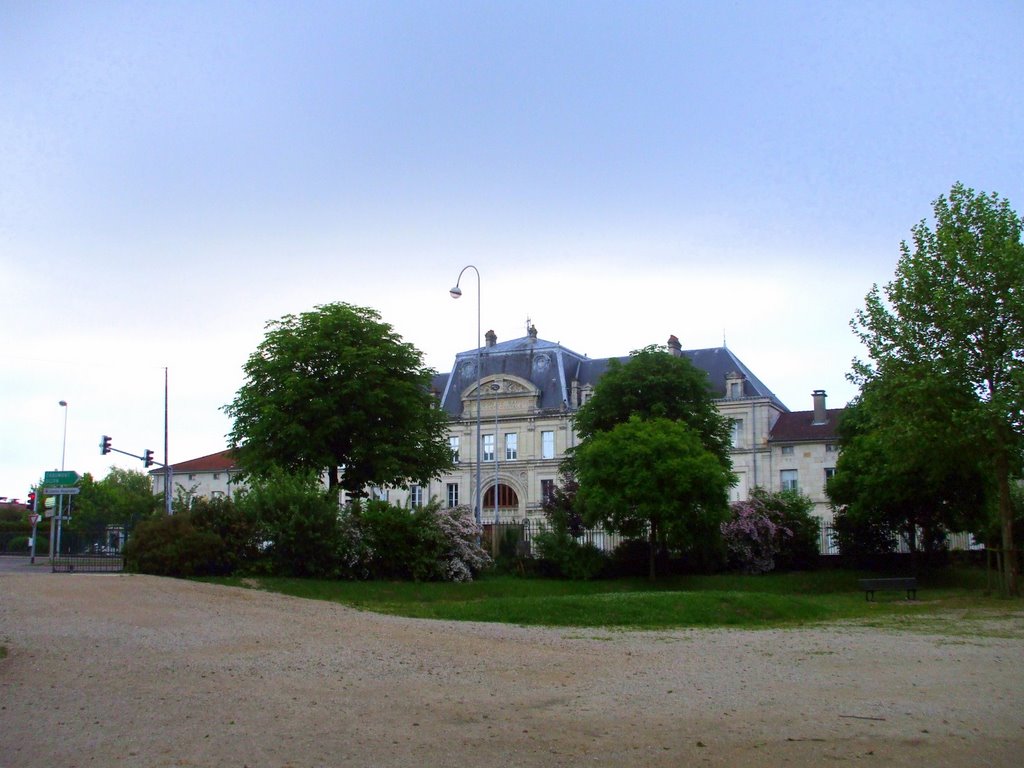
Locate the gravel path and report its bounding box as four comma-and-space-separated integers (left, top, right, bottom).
1, 571, 1022, 767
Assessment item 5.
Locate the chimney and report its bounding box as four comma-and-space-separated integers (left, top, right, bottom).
667, 335, 682, 357
812, 390, 827, 425
485, 329, 497, 347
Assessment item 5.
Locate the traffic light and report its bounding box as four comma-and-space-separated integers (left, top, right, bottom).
101, 435, 112, 455
143, 449, 154, 468
26, 492, 36, 511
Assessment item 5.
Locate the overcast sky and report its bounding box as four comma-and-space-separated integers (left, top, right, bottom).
2, 1, 1022, 498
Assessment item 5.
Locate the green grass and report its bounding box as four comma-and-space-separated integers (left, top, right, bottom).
202, 567, 1022, 633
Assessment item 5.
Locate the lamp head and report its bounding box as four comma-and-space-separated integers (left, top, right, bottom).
449, 286, 463, 299
59, 400, 67, 407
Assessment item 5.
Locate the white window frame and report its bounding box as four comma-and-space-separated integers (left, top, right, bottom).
450, 436, 460, 463
781, 445, 794, 456
505, 433, 518, 461
730, 419, 744, 448
541, 430, 555, 460
446, 482, 459, 508
781, 469, 798, 492
541, 478, 555, 504
483, 434, 495, 462
409, 484, 423, 508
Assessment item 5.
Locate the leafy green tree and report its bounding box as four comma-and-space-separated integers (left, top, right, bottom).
573, 416, 734, 579
827, 367, 988, 564
851, 183, 1023, 592
224, 303, 453, 496
573, 345, 731, 463
67, 468, 159, 537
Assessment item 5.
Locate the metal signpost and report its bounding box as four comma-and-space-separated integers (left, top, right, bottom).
43, 470, 79, 561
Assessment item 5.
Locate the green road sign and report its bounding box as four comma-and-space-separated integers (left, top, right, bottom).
43, 470, 79, 486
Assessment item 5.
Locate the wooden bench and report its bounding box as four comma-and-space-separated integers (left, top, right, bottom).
858, 577, 918, 601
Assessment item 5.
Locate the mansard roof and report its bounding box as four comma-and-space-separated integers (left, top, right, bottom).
435, 332, 788, 416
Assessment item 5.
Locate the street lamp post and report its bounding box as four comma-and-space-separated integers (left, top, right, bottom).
450, 266, 482, 531
56, 400, 68, 557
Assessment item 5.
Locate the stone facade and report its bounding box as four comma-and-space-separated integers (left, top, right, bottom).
389, 330, 841, 523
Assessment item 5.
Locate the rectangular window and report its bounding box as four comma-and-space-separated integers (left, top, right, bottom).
541, 479, 555, 504
781, 445, 794, 456
825, 442, 838, 453
541, 430, 555, 460
483, 434, 495, 462
781, 469, 799, 492
728, 381, 742, 399
730, 419, 744, 448
446, 482, 459, 508
505, 433, 518, 460
449, 436, 460, 463
409, 484, 423, 508
824, 467, 836, 489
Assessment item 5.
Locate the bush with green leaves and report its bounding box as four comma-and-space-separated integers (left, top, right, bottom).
188, 495, 261, 575
830, 505, 898, 563
123, 513, 225, 577
355, 500, 490, 582
234, 470, 344, 578
532, 528, 608, 580
721, 488, 821, 574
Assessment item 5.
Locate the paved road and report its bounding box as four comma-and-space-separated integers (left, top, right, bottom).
0, 554, 48, 573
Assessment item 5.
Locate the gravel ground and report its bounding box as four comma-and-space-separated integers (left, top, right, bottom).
1, 570, 1022, 768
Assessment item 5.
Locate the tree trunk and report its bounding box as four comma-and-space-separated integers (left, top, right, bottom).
648, 520, 657, 581
995, 448, 1019, 596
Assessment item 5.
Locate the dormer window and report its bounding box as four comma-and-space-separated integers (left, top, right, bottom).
725, 371, 746, 399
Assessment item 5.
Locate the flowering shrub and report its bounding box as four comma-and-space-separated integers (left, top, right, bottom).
721, 495, 797, 574
432, 504, 492, 582
349, 500, 491, 582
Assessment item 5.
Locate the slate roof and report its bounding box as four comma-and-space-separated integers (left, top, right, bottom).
434, 332, 788, 416
769, 409, 844, 442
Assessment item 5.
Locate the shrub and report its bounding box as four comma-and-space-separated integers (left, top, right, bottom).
721, 488, 821, 574
355, 501, 490, 582
124, 513, 225, 577
533, 528, 608, 580
189, 495, 260, 575
831, 506, 898, 563
234, 470, 344, 578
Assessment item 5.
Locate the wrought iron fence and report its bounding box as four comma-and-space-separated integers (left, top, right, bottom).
819, 524, 982, 556
486, 518, 984, 559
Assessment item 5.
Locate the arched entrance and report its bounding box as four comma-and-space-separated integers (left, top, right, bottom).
482, 483, 519, 513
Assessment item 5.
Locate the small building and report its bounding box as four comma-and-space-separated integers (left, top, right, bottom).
766, 390, 842, 519
150, 450, 240, 503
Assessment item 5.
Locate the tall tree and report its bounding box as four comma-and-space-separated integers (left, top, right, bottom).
827, 365, 988, 561
852, 183, 1024, 593
224, 303, 453, 497
573, 345, 732, 463
574, 416, 733, 579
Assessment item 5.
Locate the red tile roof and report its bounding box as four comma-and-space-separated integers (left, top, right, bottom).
769, 408, 843, 442
162, 450, 239, 473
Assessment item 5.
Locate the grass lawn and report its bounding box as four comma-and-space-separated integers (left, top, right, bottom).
207, 567, 1023, 634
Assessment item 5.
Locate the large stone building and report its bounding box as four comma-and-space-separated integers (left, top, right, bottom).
392, 328, 841, 522
156, 329, 842, 522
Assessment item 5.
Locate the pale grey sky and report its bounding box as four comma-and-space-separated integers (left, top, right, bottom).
2, 1, 1022, 497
